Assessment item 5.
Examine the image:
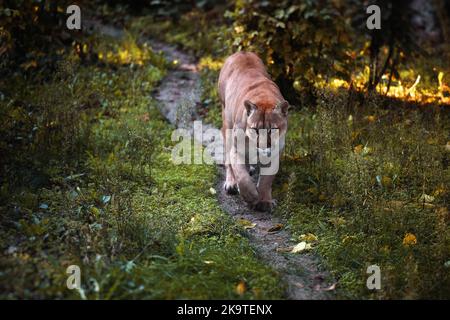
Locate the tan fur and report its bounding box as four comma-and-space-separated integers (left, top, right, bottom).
218, 51, 288, 211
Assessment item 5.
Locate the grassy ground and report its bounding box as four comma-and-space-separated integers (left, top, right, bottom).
133, 11, 450, 299
2, 6, 449, 300
276, 93, 450, 299
0, 32, 283, 299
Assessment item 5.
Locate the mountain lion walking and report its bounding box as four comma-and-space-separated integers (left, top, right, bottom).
218, 52, 289, 212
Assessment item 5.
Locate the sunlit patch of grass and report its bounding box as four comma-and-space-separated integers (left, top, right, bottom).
198, 56, 224, 71
317, 60, 450, 106
94, 33, 167, 68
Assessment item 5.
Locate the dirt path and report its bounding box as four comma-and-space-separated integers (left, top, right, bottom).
87, 21, 335, 299
150, 42, 335, 300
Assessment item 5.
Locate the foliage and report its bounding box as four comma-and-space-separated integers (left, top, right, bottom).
226, 0, 354, 103
1, 0, 450, 300
0, 0, 80, 73
275, 90, 450, 298
137, 4, 450, 298
0, 33, 283, 299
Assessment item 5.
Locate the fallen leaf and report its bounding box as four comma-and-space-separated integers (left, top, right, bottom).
315, 283, 337, 291
299, 233, 318, 242
209, 187, 217, 195
267, 223, 283, 233
323, 283, 337, 291
238, 218, 256, 229
291, 241, 312, 253
236, 281, 246, 295
419, 194, 435, 203
403, 233, 417, 246
365, 115, 376, 123
354, 144, 363, 154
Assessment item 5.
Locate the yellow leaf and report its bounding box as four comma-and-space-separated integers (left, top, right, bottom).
354, 144, 363, 154
299, 233, 318, 242
234, 25, 244, 34
365, 115, 376, 122
403, 233, 417, 246
238, 218, 256, 229
236, 281, 246, 295
209, 187, 216, 195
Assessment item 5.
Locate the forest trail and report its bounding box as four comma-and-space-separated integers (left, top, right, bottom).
152, 41, 336, 300
89, 22, 335, 300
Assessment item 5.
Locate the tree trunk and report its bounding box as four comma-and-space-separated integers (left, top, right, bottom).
433, 0, 450, 56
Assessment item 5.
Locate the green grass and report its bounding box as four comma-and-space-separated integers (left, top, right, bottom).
274, 91, 450, 299
0, 33, 283, 299
138, 10, 450, 299
2, 6, 450, 300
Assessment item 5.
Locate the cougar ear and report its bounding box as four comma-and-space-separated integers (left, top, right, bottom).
244, 100, 258, 116
276, 100, 289, 116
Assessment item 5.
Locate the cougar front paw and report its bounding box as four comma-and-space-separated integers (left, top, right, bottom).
254, 199, 277, 212
223, 181, 239, 195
